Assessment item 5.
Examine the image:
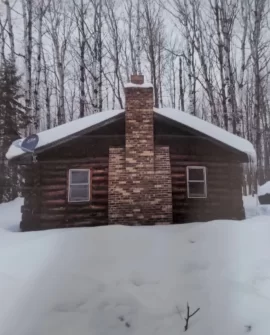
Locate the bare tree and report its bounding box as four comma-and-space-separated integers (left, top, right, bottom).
178, 56, 185, 111
21, 0, 33, 131
142, 0, 164, 108
103, 0, 124, 109
169, 0, 197, 115
247, 0, 270, 182
219, 0, 238, 133
73, 0, 90, 118
42, 48, 52, 129
46, 0, 73, 125
237, 0, 250, 137
91, 0, 103, 113
4, 0, 15, 64
33, 0, 48, 130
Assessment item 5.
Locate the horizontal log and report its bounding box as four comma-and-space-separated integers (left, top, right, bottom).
43, 199, 66, 206
173, 209, 226, 215
171, 173, 185, 179
172, 187, 186, 193
92, 176, 108, 182
171, 167, 186, 173
40, 185, 66, 191
42, 178, 66, 185
67, 220, 108, 227
67, 204, 107, 211
171, 161, 236, 167
41, 170, 66, 177
170, 154, 199, 160
41, 207, 66, 213
40, 214, 65, 221
92, 189, 108, 196
172, 195, 186, 201
91, 198, 108, 204
41, 190, 66, 198
64, 206, 101, 214
40, 212, 106, 220
172, 180, 186, 186
170, 153, 235, 162
39, 163, 108, 171
92, 169, 108, 175
92, 185, 108, 191
40, 157, 109, 164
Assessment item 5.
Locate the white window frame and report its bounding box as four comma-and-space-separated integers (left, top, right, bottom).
68, 169, 91, 203
187, 166, 207, 198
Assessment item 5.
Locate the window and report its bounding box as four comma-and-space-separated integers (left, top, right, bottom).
68, 169, 90, 203
187, 166, 207, 198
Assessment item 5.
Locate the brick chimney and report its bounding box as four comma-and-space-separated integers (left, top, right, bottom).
125, 75, 154, 176
108, 74, 172, 225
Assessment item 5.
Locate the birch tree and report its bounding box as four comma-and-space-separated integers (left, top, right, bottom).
73, 0, 90, 118
247, 0, 270, 182
33, 0, 47, 130
46, 0, 73, 125
4, 0, 15, 64
21, 0, 33, 131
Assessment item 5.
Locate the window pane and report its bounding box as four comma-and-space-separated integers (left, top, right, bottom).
189, 182, 206, 197
71, 170, 89, 184
70, 185, 89, 201
188, 168, 205, 181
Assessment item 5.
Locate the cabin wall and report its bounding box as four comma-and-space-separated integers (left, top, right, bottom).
170, 154, 244, 223
20, 122, 125, 231
156, 131, 245, 223
19, 115, 246, 230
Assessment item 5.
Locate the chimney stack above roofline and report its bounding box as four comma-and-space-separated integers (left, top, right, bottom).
130, 74, 144, 85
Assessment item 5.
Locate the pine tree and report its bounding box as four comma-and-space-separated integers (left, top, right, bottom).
0, 59, 29, 203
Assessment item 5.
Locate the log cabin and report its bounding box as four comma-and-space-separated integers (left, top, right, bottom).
6, 74, 256, 231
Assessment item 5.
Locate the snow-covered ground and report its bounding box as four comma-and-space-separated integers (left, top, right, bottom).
0, 197, 270, 335
244, 195, 270, 218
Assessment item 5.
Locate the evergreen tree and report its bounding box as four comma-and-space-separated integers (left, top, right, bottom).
0, 59, 29, 203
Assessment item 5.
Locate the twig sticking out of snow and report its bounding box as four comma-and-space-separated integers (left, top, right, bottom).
245, 325, 252, 332
184, 302, 200, 331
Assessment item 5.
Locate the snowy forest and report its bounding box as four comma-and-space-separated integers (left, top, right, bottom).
0, 0, 269, 202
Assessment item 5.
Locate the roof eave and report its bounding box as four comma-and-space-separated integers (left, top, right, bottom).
154, 112, 252, 163
8, 112, 125, 162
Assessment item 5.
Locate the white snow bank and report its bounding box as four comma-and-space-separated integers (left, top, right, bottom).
155, 108, 256, 161
6, 110, 124, 160
1, 199, 270, 334
258, 181, 270, 196
124, 82, 153, 88
0, 197, 23, 232
243, 195, 270, 218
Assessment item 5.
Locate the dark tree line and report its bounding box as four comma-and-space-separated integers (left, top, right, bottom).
1, 0, 270, 202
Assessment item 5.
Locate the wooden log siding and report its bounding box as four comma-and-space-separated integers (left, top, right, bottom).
18, 115, 246, 230
170, 153, 245, 223
20, 157, 109, 230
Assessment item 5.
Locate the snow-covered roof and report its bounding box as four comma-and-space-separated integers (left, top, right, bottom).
124, 82, 153, 88
155, 108, 256, 162
6, 110, 124, 160
258, 182, 270, 196
6, 107, 256, 161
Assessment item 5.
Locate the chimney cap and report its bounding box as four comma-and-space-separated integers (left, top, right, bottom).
130, 74, 144, 85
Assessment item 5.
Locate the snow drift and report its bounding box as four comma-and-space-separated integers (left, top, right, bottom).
0, 198, 270, 335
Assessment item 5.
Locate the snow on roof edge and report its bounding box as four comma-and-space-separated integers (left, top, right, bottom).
154, 108, 256, 162
6, 109, 124, 160
7, 107, 256, 162
124, 82, 153, 88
